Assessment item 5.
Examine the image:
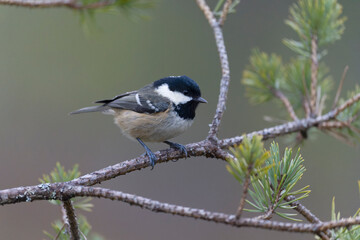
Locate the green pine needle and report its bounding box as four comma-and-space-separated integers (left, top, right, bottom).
240, 142, 310, 220
242, 49, 285, 104
227, 135, 271, 184
39, 162, 81, 184
328, 188, 360, 240
40, 163, 98, 239
43, 215, 105, 240
284, 0, 346, 55
283, 57, 333, 115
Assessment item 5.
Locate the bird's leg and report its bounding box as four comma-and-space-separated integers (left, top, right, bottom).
163, 141, 188, 158
137, 138, 157, 169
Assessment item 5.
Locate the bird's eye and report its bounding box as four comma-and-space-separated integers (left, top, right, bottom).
183, 90, 189, 96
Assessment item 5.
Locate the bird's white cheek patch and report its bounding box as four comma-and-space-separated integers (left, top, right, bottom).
155, 84, 192, 105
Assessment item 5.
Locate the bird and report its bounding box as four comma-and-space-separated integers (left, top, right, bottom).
70, 75, 207, 168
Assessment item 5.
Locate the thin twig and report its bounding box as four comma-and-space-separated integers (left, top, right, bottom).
272, 89, 298, 121
54, 224, 66, 240
235, 167, 251, 219
255, 185, 283, 221
62, 200, 80, 240
322, 129, 356, 147
320, 121, 348, 129
310, 35, 319, 116
333, 93, 360, 117
196, 0, 231, 142
332, 65, 349, 109
303, 98, 311, 119
219, 0, 232, 26
318, 95, 327, 116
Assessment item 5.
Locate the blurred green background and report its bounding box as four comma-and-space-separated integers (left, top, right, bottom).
0, 0, 359, 239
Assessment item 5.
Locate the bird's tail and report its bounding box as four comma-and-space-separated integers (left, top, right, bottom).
69, 106, 109, 115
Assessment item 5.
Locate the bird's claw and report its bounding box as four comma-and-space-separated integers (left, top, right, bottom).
146, 149, 157, 169
164, 141, 188, 158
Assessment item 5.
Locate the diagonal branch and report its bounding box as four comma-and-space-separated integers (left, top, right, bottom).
0, 184, 359, 235
285, 195, 331, 239
272, 88, 298, 121
333, 92, 360, 117
196, 0, 231, 141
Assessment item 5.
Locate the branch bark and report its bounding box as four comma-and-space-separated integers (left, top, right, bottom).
62, 200, 81, 240
235, 167, 251, 219
1, 184, 359, 235
285, 195, 331, 239
196, 0, 231, 141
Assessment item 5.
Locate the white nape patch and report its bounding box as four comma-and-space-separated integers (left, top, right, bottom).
155, 84, 191, 105
135, 93, 142, 106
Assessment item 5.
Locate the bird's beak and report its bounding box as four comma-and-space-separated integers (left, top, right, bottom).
195, 97, 208, 103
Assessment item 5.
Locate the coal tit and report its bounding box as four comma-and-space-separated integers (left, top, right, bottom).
70, 75, 207, 168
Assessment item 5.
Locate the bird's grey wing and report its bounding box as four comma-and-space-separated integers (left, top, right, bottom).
101, 92, 170, 114
94, 91, 137, 104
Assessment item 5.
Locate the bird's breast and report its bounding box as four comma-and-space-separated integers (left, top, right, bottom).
113, 109, 193, 142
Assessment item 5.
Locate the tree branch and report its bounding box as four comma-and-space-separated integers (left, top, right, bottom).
0, 184, 359, 235
62, 200, 81, 240
0, 95, 356, 196
196, 0, 231, 141
333, 92, 360, 117
0, 1, 357, 238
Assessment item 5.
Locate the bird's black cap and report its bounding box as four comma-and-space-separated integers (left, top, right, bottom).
153, 75, 202, 99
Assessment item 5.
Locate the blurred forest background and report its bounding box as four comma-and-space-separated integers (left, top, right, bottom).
0, 0, 359, 239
